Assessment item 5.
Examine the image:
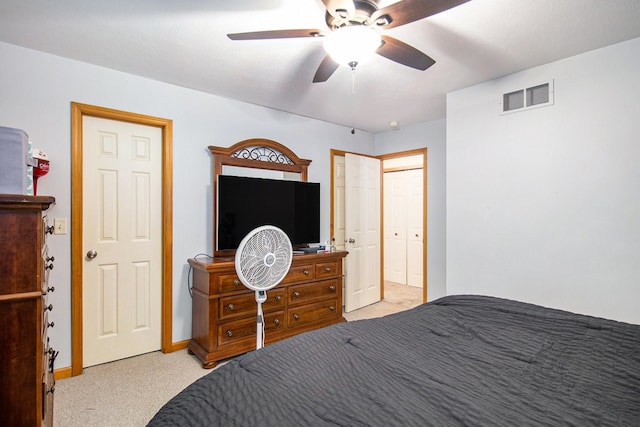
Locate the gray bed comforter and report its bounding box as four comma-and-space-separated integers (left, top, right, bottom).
148, 295, 640, 426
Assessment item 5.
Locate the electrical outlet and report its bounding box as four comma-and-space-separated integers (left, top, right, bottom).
54, 218, 67, 235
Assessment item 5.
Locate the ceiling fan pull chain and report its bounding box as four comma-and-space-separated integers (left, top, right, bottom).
351, 67, 356, 95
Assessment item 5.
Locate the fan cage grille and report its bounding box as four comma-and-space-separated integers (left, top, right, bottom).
236, 226, 293, 291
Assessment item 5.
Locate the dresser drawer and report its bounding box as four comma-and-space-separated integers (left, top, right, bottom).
315, 261, 339, 279
42, 309, 49, 341
43, 369, 55, 426
42, 313, 54, 341
42, 343, 49, 386
288, 279, 339, 305
41, 248, 54, 293
41, 295, 54, 336
42, 343, 56, 427
41, 284, 55, 344
192, 267, 244, 295
219, 288, 286, 320
215, 273, 245, 294
281, 263, 314, 284
288, 299, 339, 328
217, 311, 285, 347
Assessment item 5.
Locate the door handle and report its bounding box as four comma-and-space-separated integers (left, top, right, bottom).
86, 250, 98, 260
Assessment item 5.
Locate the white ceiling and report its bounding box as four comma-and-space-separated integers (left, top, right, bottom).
1, 0, 639, 133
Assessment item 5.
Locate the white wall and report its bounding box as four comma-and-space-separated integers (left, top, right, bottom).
0, 41, 375, 369
446, 37, 640, 324
375, 119, 447, 300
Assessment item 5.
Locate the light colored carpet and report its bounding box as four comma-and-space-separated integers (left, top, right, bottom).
54, 281, 422, 426
54, 349, 213, 426
343, 281, 423, 321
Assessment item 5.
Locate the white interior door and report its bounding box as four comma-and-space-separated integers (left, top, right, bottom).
333, 155, 346, 252
333, 155, 347, 299
344, 153, 381, 312
383, 171, 407, 284
406, 168, 424, 287
82, 116, 162, 367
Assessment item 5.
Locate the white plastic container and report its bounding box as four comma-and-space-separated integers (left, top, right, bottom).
0, 126, 36, 195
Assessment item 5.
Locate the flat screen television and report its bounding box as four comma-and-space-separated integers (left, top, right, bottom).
217, 175, 320, 250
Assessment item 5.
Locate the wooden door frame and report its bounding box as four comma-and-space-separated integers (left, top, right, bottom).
330, 148, 427, 303
378, 149, 427, 302
70, 102, 173, 376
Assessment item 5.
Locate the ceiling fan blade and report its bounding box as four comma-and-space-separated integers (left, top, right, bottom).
321, 0, 356, 19
313, 55, 340, 83
227, 29, 323, 40
372, 0, 470, 30
376, 35, 435, 71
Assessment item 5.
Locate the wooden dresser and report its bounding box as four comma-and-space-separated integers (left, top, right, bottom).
0, 195, 56, 426
188, 250, 348, 368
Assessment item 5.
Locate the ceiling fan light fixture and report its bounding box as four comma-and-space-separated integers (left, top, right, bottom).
323, 25, 381, 68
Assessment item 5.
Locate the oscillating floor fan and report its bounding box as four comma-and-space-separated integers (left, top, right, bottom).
235, 225, 293, 350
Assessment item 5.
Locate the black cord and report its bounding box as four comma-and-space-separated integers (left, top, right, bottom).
187, 253, 213, 298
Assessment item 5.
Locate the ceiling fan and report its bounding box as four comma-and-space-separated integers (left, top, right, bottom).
227, 0, 470, 83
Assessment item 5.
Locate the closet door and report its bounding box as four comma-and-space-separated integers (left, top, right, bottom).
383, 171, 407, 284
406, 169, 424, 287
383, 168, 423, 288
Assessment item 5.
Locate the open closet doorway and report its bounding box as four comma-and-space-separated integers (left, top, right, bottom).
381, 151, 427, 303
331, 148, 426, 313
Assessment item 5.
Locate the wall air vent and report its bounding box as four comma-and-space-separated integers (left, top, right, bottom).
503, 89, 524, 112
501, 80, 554, 114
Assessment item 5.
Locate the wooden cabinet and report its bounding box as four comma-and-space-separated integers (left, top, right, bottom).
188, 251, 348, 368
0, 195, 56, 426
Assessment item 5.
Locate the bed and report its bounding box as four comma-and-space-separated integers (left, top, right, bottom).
148, 295, 640, 426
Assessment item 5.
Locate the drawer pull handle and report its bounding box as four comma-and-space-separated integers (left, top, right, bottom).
47, 286, 55, 293
226, 330, 233, 337
303, 269, 310, 275
233, 279, 240, 286
228, 304, 235, 311
46, 263, 54, 270
47, 386, 55, 394
329, 306, 336, 311
44, 304, 53, 312
46, 225, 54, 235
293, 291, 300, 298
46, 256, 55, 262
329, 285, 336, 292
49, 349, 59, 372
324, 267, 331, 272
293, 314, 300, 321
47, 321, 55, 328
275, 295, 282, 302
274, 319, 280, 326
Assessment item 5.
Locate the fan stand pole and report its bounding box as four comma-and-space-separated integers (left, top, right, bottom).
255, 290, 267, 349
256, 302, 264, 349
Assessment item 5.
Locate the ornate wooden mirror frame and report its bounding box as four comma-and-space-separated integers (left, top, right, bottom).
209, 138, 312, 256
